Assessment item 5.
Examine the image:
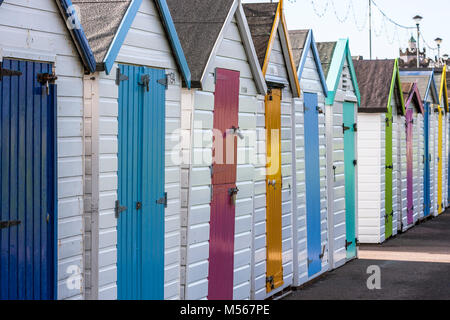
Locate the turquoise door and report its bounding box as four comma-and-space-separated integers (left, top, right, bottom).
343, 102, 356, 259
117, 65, 166, 300
304, 92, 322, 277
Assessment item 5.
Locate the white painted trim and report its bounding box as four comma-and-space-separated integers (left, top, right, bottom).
325, 104, 335, 269
235, 3, 267, 95
200, 0, 237, 88
277, 25, 299, 98
0, 47, 56, 63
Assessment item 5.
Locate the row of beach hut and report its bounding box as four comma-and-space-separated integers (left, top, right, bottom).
0, 0, 448, 300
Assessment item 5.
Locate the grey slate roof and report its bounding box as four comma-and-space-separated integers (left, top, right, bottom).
166, 0, 235, 87
288, 30, 309, 69
353, 59, 400, 113
243, 2, 278, 68
72, 0, 131, 63
316, 42, 337, 78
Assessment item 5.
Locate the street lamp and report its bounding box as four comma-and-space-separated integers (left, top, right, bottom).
435, 37, 443, 65
413, 15, 423, 68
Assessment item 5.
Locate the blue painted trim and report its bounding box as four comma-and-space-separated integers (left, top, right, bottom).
156, 0, 191, 88
297, 30, 328, 96
103, 0, 142, 75
59, 0, 96, 73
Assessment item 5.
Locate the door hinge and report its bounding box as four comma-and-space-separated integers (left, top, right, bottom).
0, 220, 21, 229
0, 63, 22, 81
156, 192, 168, 208
317, 106, 324, 114
353, 159, 358, 166
386, 165, 393, 169
157, 73, 175, 90
353, 123, 357, 132
115, 68, 128, 85
37, 72, 58, 95
266, 276, 275, 290
332, 165, 337, 182
139, 74, 150, 92
319, 245, 326, 260
355, 238, 360, 247
115, 200, 128, 219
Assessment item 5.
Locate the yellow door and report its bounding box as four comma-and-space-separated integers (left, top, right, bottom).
265, 88, 283, 292
438, 106, 443, 213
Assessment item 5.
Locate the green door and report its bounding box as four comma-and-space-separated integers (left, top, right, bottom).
343, 102, 356, 258
385, 111, 393, 239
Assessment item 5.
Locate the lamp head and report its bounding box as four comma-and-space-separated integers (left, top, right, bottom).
413, 15, 423, 25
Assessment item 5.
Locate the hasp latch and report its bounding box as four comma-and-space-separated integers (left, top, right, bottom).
37, 72, 58, 95
115, 200, 128, 219
116, 68, 128, 85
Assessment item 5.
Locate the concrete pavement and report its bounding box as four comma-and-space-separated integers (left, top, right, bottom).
285, 212, 450, 300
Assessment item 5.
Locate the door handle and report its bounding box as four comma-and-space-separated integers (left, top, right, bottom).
136, 202, 142, 210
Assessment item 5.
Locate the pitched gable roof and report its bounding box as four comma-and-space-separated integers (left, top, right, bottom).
243, 1, 300, 97
243, 2, 278, 68
402, 82, 424, 114
167, 0, 234, 87
316, 42, 336, 78
71, 0, 131, 64
318, 39, 361, 106
354, 59, 404, 114
58, 0, 191, 86
289, 29, 327, 96
400, 70, 439, 104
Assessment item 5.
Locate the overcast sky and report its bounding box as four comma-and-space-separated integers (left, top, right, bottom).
242, 0, 450, 60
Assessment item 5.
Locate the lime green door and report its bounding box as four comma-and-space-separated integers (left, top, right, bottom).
385, 112, 393, 239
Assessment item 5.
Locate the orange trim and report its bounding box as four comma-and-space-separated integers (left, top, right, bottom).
280, 6, 301, 97
262, 2, 281, 76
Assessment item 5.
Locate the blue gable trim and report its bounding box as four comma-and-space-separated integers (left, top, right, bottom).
103, 0, 142, 75
58, 0, 96, 73
297, 30, 328, 96
155, 0, 191, 88
102, 0, 191, 88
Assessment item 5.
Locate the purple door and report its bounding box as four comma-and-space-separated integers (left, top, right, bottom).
208, 68, 240, 300
406, 109, 414, 225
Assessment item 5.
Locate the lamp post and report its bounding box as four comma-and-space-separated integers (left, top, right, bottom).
413, 15, 423, 68
435, 37, 443, 66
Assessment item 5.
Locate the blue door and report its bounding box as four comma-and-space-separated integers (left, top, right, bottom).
424, 102, 431, 217
0, 59, 57, 300
304, 92, 322, 277
117, 65, 166, 300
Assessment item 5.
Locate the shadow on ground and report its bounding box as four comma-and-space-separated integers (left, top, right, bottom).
285, 212, 450, 300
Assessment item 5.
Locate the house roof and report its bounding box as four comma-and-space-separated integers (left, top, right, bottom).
400, 70, 439, 104
402, 82, 424, 114
317, 39, 361, 106
71, 0, 131, 64
289, 29, 309, 69
243, 2, 278, 68
289, 29, 327, 96
353, 59, 405, 114
58, 0, 191, 86
243, 1, 300, 97
435, 65, 449, 112
166, 0, 234, 87
316, 41, 337, 78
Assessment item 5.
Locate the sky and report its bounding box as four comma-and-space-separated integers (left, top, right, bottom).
242, 0, 450, 60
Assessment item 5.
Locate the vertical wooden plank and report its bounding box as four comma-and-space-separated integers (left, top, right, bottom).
424, 103, 431, 217
304, 92, 321, 277
343, 102, 356, 258
406, 109, 414, 225
265, 88, 283, 292
208, 68, 240, 300
438, 106, 443, 213
385, 110, 393, 239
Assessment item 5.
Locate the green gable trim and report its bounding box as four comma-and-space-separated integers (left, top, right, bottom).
325, 39, 361, 106
387, 59, 406, 116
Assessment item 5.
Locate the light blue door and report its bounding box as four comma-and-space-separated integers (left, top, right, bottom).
117, 65, 166, 300
304, 92, 322, 277
343, 102, 356, 259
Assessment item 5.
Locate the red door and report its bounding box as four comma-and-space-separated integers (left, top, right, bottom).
208, 68, 240, 300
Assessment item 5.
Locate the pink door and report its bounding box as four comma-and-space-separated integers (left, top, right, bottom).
406, 108, 414, 225
208, 68, 240, 300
